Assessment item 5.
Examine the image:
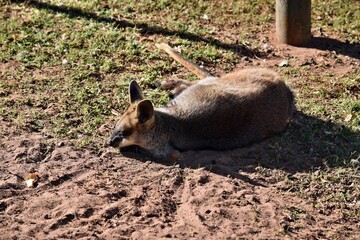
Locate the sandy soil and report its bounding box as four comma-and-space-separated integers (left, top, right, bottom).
1, 116, 359, 239
0, 130, 325, 239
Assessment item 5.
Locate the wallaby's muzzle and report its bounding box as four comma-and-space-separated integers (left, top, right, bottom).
106, 132, 123, 148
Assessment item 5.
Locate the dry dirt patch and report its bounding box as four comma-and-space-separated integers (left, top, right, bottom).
0, 120, 359, 239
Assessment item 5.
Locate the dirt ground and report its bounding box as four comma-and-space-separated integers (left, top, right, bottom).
1, 32, 359, 239
1, 121, 359, 240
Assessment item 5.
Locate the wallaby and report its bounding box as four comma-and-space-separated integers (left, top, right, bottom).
107, 43, 294, 159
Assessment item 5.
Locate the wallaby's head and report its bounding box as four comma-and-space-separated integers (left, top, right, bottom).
107, 81, 155, 150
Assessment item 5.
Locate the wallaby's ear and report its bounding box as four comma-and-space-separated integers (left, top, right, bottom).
129, 81, 144, 103
136, 100, 154, 123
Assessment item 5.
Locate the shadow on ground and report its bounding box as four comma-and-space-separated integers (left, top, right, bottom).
308, 37, 360, 60
9, 0, 260, 58
10, 0, 360, 60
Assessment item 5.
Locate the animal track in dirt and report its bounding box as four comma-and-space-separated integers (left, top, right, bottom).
49, 173, 73, 187
101, 206, 121, 220
49, 213, 76, 230
77, 207, 95, 218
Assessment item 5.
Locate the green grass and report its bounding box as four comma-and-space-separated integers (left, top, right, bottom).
281, 166, 360, 219
1, 0, 358, 143
313, 0, 360, 39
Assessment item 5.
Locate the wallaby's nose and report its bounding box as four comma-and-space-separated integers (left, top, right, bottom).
106, 135, 122, 148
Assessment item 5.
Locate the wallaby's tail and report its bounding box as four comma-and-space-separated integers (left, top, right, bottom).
156, 43, 213, 79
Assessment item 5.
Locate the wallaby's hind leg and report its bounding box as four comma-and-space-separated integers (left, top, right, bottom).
160, 77, 195, 91
161, 77, 197, 98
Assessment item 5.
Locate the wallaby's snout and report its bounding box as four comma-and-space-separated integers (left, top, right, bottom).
106, 130, 123, 148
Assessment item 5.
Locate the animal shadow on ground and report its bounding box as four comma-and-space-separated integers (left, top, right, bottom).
121, 111, 359, 185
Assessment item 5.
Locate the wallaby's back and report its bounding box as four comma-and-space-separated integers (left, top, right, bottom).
160, 68, 294, 150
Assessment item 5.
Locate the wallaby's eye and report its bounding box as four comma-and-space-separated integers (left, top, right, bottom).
121, 128, 133, 137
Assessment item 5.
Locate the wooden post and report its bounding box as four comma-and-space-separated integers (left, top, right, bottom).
276, 0, 311, 46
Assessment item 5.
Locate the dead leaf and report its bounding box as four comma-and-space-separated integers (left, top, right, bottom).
344, 114, 352, 122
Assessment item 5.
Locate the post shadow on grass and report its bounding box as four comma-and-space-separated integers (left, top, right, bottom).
120, 110, 359, 185
9, 0, 260, 58
307, 37, 360, 60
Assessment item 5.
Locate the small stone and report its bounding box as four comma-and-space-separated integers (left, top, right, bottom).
277, 60, 290, 67
25, 173, 39, 188
202, 14, 209, 20
350, 158, 359, 166
26, 179, 35, 188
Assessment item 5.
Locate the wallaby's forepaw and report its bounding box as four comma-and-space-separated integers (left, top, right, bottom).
160, 79, 182, 90
169, 150, 181, 160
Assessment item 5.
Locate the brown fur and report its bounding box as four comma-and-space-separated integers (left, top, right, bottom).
107, 44, 294, 159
